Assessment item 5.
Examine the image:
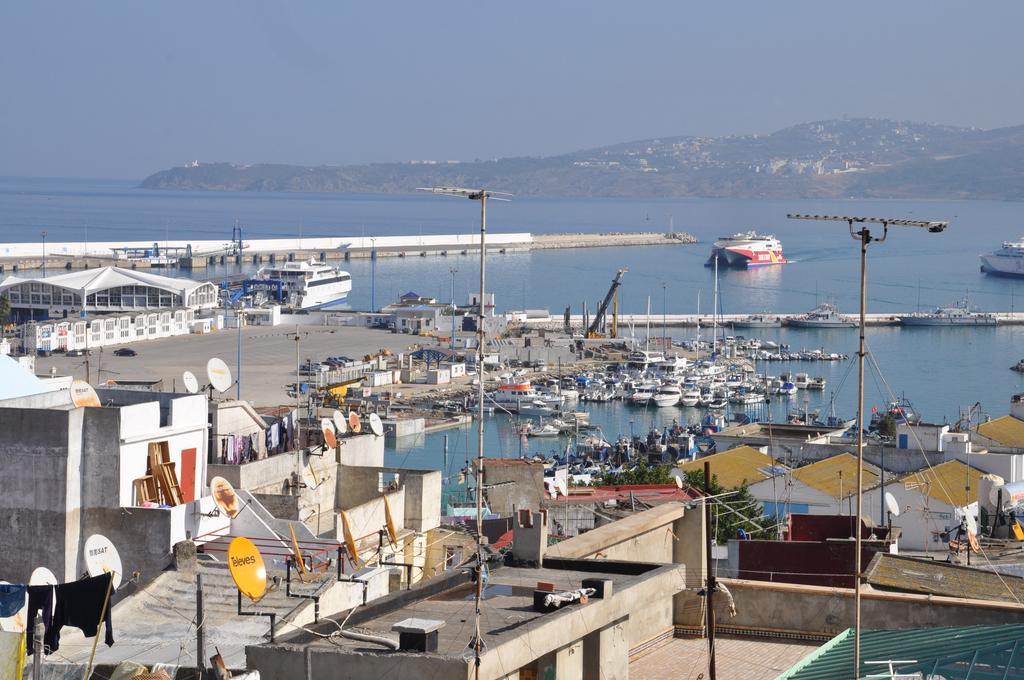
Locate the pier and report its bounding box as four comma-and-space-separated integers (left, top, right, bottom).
530, 312, 1024, 328
0, 230, 695, 273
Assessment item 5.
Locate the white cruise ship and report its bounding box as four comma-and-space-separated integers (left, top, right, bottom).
981, 239, 1024, 278
254, 258, 353, 309
706, 231, 787, 269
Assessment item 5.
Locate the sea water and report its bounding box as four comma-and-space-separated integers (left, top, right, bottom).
2, 176, 1024, 471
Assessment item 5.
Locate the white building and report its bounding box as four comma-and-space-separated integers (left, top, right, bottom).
748, 452, 881, 518
864, 460, 985, 552
0, 266, 219, 321
21, 308, 196, 352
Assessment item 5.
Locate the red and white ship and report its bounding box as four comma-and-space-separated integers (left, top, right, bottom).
705, 231, 787, 269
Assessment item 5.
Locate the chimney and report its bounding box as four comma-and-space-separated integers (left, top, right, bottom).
512, 508, 548, 565
392, 618, 445, 652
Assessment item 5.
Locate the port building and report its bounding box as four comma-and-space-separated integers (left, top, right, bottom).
0, 266, 219, 321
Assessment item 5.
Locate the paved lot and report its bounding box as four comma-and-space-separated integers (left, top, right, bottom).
630, 636, 818, 680
34, 322, 427, 407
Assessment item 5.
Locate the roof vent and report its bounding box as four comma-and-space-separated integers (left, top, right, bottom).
392, 618, 445, 652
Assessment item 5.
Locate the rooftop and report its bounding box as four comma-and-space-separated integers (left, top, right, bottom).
559, 483, 700, 505
865, 552, 1024, 603
630, 635, 817, 680
976, 414, 1024, 448
675, 445, 782, 489
0, 265, 211, 295
898, 459, 986, 507
790, 453, 880, 499
779, 625, 1024, 680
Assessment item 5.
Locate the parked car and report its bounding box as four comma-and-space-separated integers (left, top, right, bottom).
66, 349, 90, 357
113, 348, 137, 357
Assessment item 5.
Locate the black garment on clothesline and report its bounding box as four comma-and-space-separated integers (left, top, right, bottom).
47, 573, 115, 653
25, 584, 53, 656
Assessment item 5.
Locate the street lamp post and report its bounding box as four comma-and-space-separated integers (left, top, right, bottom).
41, 230, 47, 277
369, 237, 377, 312
418, 186, 510, 680
787, 213, 947, 678
449, 267, 458, 360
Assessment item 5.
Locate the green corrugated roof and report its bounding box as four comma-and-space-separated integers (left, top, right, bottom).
777, 625, 1024, 679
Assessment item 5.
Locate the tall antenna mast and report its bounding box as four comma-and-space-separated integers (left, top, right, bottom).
418, 186, 511, 679
787, 213, 948, 678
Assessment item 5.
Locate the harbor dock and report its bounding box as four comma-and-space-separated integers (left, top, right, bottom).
531, 312, 1024, 328
0, 230, 695, 273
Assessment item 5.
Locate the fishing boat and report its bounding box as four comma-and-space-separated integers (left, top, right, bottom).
786, 303, 857, 328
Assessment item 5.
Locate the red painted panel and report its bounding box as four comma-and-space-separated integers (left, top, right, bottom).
180, 448, 197, 503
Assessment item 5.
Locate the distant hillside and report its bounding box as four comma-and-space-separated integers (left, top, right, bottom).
140, 119, 1024, 199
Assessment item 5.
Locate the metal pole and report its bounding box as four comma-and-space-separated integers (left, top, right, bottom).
450, 267, 457, 359
295, 329, 301, 449
704, 460, 717, 680
474, 192, 487, 680
370, 238, 376, 312
41, 230, 47, 277
236, 309, 242, 400
853, 223, 869, 678
196, 572, 206, 680
662, 282, 667, 349
32, 616, 43, 680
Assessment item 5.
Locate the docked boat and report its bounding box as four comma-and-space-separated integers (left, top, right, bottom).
652, 384, 682, 407
898, 298, 997, 326
680, 388, 701, 407
705, 231, 787, 269
731, 313, 783, 328
786, 303, 856, 328
981, 238, 1024, 278
253, 257, 353, 310
628, 384, 657, 405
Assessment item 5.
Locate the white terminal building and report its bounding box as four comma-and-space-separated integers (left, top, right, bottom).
0, 266, 219, 321
0, 266, 222, 353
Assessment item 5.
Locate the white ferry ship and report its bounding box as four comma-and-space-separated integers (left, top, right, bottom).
981, 239, 1024, 278
706, 231, 787, 269
254, 258, 352, 310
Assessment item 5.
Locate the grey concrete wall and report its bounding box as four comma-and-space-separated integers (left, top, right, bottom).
401, 469, 441, 532
0, 407, 81, 582
336, 433, 384, 467
81, 406, 122, 509
246, 645, 471, 680
80, 506, 177, 594
714, 578, 1024, 636
484, 461, 545, 517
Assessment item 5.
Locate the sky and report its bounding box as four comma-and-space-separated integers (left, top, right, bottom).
1, 1, 1023, 179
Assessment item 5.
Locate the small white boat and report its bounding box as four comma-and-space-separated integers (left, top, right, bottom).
653, 384, 682, 407
525, 423, 561, 437
778, 381, 798, 396
807, 377, 826, 390
794, 373, 810, 390
680, 389, 701, 407
518, 400, 556, 417
628, 384, 657, 405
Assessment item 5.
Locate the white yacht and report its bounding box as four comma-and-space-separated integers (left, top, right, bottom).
628, 384, 657, 405
254, 257, 353, 310
652, 384, 682, 407
680, 389, 701, 407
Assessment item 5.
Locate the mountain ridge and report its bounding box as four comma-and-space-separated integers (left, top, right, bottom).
139, 118, 1024, 200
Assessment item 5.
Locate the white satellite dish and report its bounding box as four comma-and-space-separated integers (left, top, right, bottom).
29, 567, 57, 586
70, 380, 101, 408
673, 475, 684, 490
206, 357, 233, 394
556, 478, 568, 498
0, 580, 26, 633
182, 370, 200, 394
332, 409, 347, 434
84, 534, 123, 589
884, 491, 901, 518
368, 413, 384, 437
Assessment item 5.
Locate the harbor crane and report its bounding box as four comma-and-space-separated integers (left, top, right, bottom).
586, 268, 627, 338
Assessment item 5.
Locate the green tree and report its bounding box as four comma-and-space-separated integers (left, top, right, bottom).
0, 294, 9, 325
876, 413, 897, 438
681, 469, 765, 544
593, 462, 674, 486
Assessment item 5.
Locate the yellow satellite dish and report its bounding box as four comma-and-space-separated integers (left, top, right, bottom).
383, 495, 398, 546
339, 510, 361, 569
227, 536, 268, 602
210, 476, 241, 518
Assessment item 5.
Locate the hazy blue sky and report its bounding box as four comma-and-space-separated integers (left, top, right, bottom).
2, 1, 1022, 179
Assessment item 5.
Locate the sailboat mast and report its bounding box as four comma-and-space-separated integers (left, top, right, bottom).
695, 290, 701, 361
646, 295, 651, 352
712, 256, 719, 356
